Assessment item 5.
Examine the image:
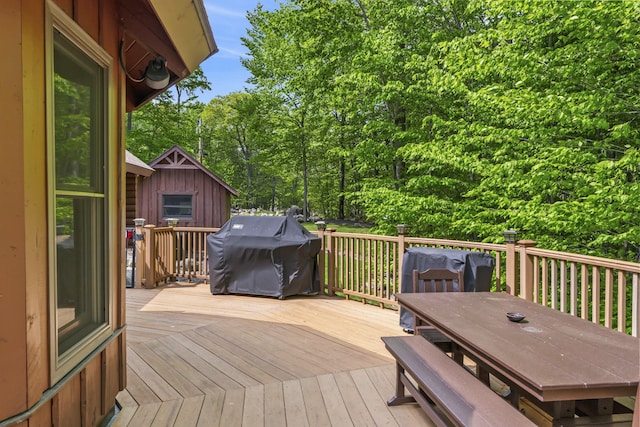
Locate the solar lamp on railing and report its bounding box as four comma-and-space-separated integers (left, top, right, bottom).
396, 224, 410, 235
134, 218, 146, 241
503, 230, 518, 244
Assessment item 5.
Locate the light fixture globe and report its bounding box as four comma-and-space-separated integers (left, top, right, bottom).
144, 57, 170, 89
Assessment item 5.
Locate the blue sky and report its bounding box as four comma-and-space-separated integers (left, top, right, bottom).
198, 1, 279, 103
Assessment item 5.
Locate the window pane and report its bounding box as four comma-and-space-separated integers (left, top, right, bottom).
53, 30, 107, 358
162, 195, 193, 219
54, 31, 103, 193
56, 196, 105, 355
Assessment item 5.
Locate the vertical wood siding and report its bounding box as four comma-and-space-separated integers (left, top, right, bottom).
138, 167, 232, 228
23, 0, 50, 418
0, 0, 126, 425
126, 173, 138, 226
0, 0, 29, 421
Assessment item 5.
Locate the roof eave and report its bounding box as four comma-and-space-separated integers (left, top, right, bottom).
118, 0, 218, 110
149, 0, 219, 73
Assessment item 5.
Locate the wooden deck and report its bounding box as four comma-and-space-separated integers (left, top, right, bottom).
111, 283, 433, 426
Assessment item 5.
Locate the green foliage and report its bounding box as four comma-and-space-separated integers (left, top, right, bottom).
126, 67, 210, 163
127, 1, 640, 261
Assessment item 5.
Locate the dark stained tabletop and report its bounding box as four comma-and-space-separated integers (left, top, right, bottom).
397, 292, 640, 402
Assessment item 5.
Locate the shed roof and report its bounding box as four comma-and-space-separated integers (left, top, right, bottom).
149, 145, 238, 196
125, 150, 155, 177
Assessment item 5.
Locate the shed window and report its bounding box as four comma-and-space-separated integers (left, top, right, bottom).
48, 4, 113, 382
162, 194, 193, 219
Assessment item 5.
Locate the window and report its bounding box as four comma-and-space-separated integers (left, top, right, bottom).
48, 4, 113, 381
162, 194, 193, 219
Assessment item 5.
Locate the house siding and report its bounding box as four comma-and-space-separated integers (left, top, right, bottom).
0, 0, 125, 425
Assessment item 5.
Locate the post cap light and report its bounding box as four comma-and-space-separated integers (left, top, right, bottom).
315, 221, 326, 231
167, 218, 179, 227
396, 224, 410, 235
503, 230, 518, 244
133, 218, 146, 227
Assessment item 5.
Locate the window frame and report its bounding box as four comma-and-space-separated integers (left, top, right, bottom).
161, 193, 195, 220
46, 2, 116, 383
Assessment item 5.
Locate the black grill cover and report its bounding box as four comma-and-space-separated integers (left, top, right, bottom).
208, 216, 321, 298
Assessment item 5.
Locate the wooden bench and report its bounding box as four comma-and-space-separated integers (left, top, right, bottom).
382, 335, 536, 427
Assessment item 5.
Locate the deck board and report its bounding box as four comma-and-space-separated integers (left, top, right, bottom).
196, 390, 225, 427
173, 395, 204, 427
264, 382, 286, 427
316, 373, 355, 426
114, 283, 435, 426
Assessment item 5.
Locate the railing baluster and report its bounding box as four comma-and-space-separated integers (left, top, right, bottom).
570, 262, 577, 316
592, 266, 601, 324
580, 264, 589, 321
560, 260, 567, 313
604, 268, 614, 329
617, 271, 626, 333
632, 273, 638, 337
541, 258, 549, 307
551, 259, 558, 310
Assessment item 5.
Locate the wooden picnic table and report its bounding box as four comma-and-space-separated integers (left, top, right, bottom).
397, 292, 640, 423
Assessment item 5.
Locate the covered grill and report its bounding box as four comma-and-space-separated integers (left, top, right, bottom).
207, 215, 321, 299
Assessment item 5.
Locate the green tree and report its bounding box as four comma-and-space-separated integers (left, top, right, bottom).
438, 0, 640, 257
126, 67, 211, 162
201, 91, 281, 209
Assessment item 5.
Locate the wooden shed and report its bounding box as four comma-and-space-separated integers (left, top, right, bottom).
0, 1, 217, 425
137, 145, 238, 228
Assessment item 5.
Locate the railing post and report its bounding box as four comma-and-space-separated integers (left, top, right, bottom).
519, 240, 537, 300
134, 218, 146, 288
326, 228, 336, 296
396, 224, 409, 294
504, 230, 518, 295
143, 225, 156, 288
315, 221, 326, 295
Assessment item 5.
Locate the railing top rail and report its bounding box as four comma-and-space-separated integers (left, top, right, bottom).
405, 237, 505, 252
174, 227, 220, 233
525, 246, 640, 273
325, 232, 398, 242
149, 226, 173, 233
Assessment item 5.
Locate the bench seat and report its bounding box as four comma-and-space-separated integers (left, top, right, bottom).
382, 335, 536, 427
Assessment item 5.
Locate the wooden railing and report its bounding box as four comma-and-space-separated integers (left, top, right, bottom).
522, 246, 639, 336
174, 227, 219, 281
133, 223, 638, 337
133, 225, 219, 286
134, 226, 175, 287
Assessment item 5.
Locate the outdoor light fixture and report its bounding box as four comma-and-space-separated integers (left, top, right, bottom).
133, 218, 146, 241
315, 221, 326, 231
144, 57, 170, 89
503, 230, 518, 244
396, 224, 410, 235
119, 40, 170, 90
167, 218, 179, 227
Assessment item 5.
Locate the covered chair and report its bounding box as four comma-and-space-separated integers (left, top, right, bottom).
399, 247, 495, 331
412, 268, 464, 364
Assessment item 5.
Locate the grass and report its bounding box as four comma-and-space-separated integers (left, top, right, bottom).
302, 222, 372, 234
